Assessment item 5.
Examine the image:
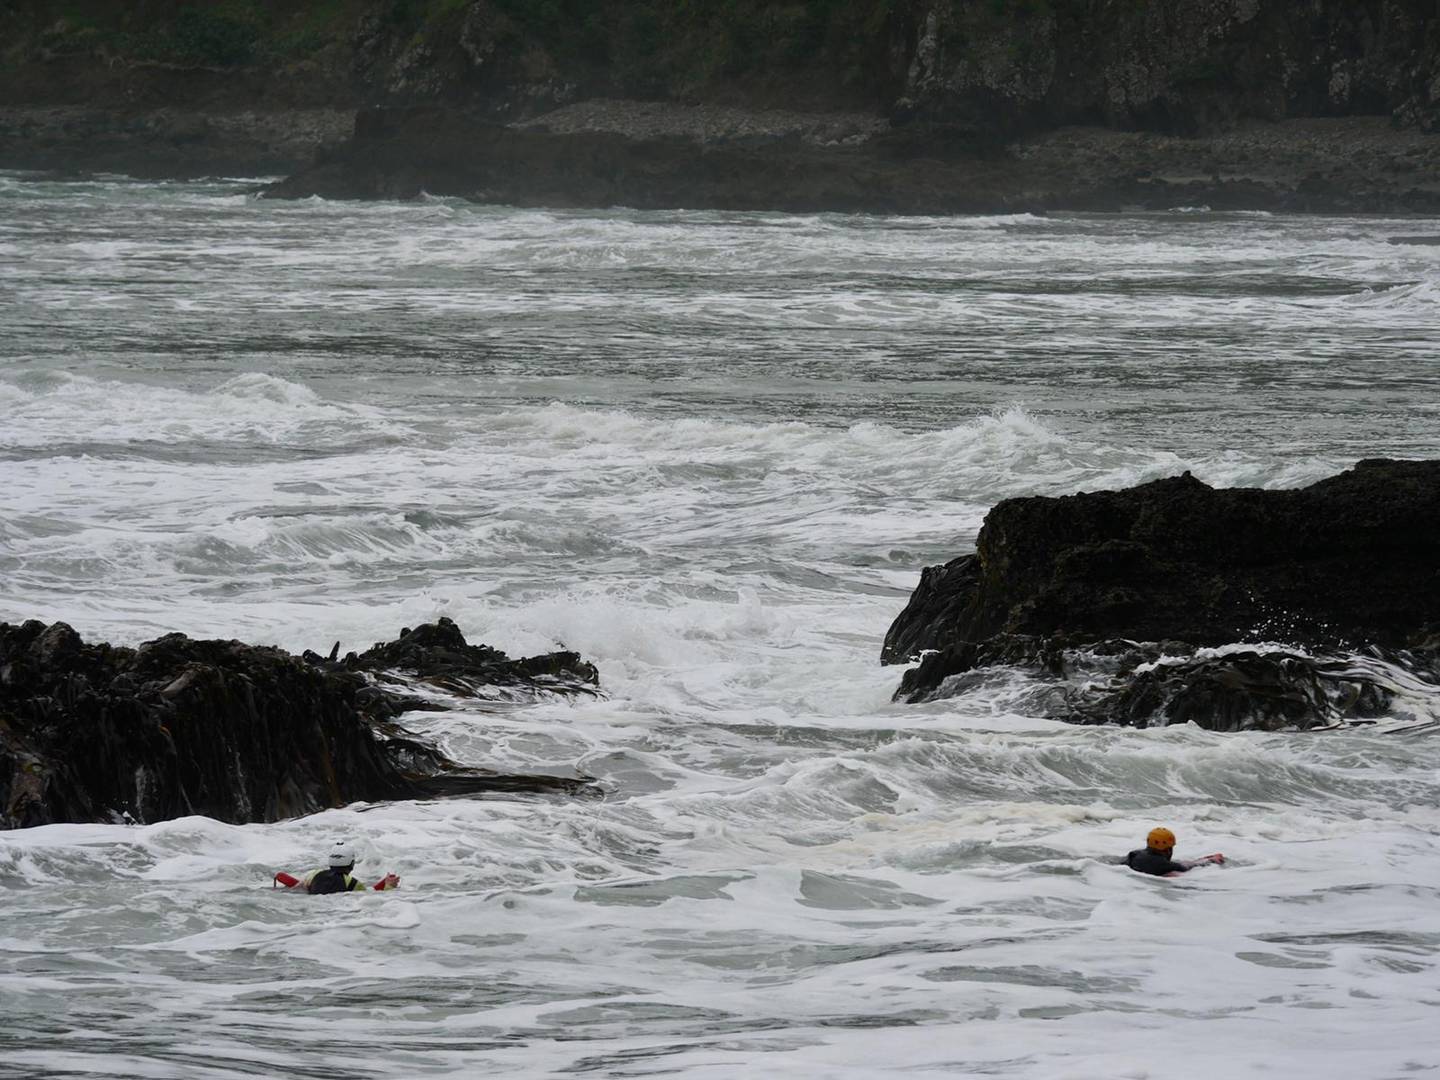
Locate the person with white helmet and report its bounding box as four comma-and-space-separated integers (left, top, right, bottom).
1124, 827, 1225, 877
273, 841, 400, 893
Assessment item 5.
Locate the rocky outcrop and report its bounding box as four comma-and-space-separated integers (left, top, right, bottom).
261, 108, 1036, 211
312, 615, 600, 699
1061, 647, 1410, 731
894, 634, 1436, 731
884, 459, 1440, 730
0, 619, 599, 830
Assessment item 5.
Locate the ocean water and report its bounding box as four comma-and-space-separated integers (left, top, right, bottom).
2, 173, 1439, 1079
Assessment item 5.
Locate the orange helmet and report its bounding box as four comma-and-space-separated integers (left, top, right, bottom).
1147, 827, 1176, 852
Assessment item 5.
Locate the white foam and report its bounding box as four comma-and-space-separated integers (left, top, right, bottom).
0, 371, 398, 449
4, 177, 1440, 1078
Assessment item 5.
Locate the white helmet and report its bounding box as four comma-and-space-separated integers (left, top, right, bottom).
328, 841, 356, 868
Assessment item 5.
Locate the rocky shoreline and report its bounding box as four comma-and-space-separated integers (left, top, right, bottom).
0, 105, 352, 180
4, 0, 1438, 210
516, 99, 891, 147
0, 618, 600, 830
254, 106, 1440, 215
3, 98, 1438, 216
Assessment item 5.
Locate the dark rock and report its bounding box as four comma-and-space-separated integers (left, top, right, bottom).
895, 634, 1424, 732
4, 1, 1438, 136
893, 634, 1065, 702
338, 616, 601, 698
887, 460, 1440, 660
261, 110, 1023, 213
885, 460, 1440, 729
258, 105, 1440, 215
891, 0, 1440, 136
1, 620, 600, 830
1064, 649, 1407, 732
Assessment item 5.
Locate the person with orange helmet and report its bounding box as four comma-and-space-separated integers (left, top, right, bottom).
1124, 827, 1225, 877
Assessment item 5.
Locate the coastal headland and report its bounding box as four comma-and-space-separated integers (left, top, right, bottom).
3, 0, 1438, 213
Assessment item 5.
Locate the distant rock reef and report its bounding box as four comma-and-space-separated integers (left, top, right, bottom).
883, 459, 1440, 731
0, 617, 599, 830
3, 1, 1440, 213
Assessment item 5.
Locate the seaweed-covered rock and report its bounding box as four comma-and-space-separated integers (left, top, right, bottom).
886, 460, 1440, 661
1064, 649, 1405, 732
894, 634, 1433, 732
310, 616, 600, 698
884, 459, 1440, 729
1, 620, 598, 830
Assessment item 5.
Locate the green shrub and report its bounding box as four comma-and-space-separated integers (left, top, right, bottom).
168, 6, 261, 66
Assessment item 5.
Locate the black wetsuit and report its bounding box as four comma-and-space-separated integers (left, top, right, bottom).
305, 867, 362, 894
1125, 848, 1189, 876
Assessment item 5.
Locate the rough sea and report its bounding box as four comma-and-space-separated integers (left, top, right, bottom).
2, 173, 1439, 1079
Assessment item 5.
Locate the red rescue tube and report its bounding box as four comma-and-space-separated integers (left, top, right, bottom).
273, 871, 300, 888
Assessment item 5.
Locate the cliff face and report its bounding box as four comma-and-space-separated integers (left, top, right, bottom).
3, 1, 1437, 133
893, 0, 1440, 135
3, 3, 1437, 210
0, 0, 893, 116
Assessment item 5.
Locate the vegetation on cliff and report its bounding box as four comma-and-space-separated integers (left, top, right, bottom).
1, 0, 897, 112
5, 3, 1437, 209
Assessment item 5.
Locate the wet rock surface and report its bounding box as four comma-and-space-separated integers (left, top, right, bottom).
309, 616, 600, 700
897, 634, 1438, 732
885, 459, 1440, 730
0, 619, 599, 830
1062, 647, 1416, 731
